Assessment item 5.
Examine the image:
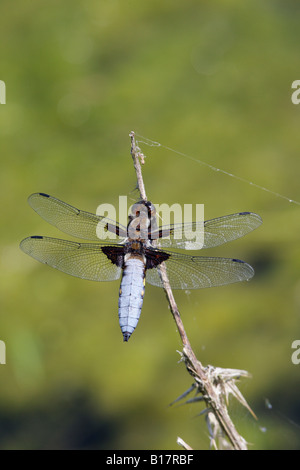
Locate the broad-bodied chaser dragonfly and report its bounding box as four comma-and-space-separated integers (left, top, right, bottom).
20, 193, 262, 341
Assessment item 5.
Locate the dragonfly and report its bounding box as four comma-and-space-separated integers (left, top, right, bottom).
20, 193, 262, 341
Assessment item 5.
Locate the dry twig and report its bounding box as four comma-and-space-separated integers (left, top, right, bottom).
129, 131, 254, 450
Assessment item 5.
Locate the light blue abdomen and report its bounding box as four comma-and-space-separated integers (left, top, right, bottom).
118, 258, 146, 341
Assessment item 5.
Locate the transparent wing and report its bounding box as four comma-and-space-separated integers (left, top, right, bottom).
151, 212, 262, 250
28, 193, 127, 242
146, 250, 254, 289
20, 236, 122, 282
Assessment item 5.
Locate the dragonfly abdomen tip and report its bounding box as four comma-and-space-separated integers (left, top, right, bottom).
123, 332, 131, 342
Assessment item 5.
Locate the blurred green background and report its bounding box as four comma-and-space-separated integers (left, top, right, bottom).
0, 0, 300, 450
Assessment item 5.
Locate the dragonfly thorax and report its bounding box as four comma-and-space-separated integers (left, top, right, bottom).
127, 200, 158, 241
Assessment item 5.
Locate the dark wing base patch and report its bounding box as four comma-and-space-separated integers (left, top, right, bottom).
101, 246, 125, 268
145, 248, 170, 269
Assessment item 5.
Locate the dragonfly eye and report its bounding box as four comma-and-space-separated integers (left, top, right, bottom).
145, 201, 156, 217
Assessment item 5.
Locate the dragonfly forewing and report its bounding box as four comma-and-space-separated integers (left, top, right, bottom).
151, 212, 262, 250
28, 193, 127, 242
